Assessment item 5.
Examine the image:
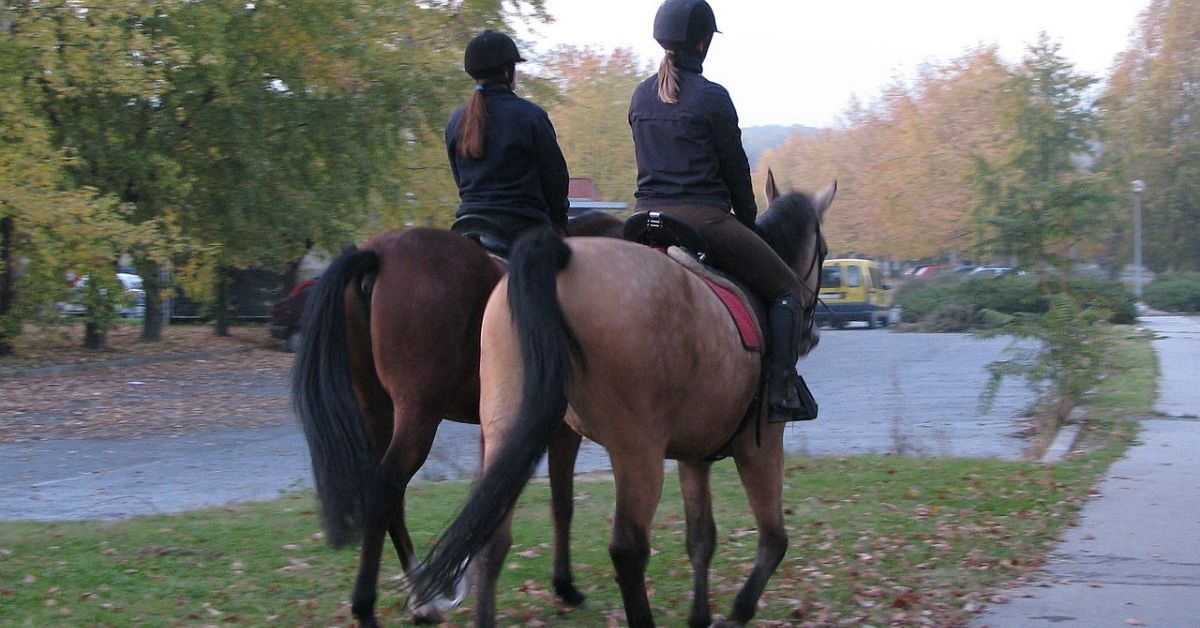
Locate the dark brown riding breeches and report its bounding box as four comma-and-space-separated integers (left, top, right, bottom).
651, 204, 802, 303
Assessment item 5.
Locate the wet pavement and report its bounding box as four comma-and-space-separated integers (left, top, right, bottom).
0, 328, 1035, 521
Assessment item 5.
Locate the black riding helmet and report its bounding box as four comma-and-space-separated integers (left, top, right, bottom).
652, 0, 719, 51
464, 30, 526, 79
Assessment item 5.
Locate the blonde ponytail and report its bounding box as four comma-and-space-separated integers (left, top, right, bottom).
656, 51, 680, 104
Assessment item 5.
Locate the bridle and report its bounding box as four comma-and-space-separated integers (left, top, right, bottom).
795, 219, 827, 348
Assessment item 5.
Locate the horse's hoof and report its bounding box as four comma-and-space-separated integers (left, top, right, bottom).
555, 584, 587, 608
711, 618, 744, 628
354, 615, 383, 628
407, 601, 445, 625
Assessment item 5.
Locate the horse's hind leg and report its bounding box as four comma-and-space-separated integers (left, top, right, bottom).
349, 459, 398, 626
722, 428, 788, 626
470, 508, 513, 628
548, 423, 586, 607
608, 451, 665, 628
351, 408, 441, 626
679, 460, 717, 628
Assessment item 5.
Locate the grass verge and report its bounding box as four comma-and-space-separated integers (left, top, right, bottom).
0, 327, 1154, 626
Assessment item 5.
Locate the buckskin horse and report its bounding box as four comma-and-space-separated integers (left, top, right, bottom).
411, 174, 834, 627
291, 212, 621, 626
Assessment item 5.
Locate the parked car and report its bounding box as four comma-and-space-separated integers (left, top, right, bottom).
816, 258, 894, 329
909, 264, 948, 279
270, 278, 317, 352
970, 266, 1015, 277
58, 272, 146, 318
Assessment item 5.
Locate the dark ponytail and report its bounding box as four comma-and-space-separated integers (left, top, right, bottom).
458, 86, 487, 159
457, 64, 515, 159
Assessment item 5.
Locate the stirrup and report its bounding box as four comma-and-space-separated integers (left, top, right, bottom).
768, 375, 819, 423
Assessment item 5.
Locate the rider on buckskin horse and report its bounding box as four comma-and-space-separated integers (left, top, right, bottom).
629, 0, 809, 422
446, 30, 571, 248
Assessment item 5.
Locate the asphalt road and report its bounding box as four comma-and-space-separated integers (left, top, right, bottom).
0, 327, 1034, 521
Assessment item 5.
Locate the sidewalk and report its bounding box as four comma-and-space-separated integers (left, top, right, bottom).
975, 314, 1200, 627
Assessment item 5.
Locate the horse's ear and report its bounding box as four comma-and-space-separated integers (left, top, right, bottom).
765, 169, 779, 203
812, 180, 837, 220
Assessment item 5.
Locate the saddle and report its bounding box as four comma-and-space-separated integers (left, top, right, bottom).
623, 211, 764, 352
622, 210, 819, 449
451, 214, 515, 258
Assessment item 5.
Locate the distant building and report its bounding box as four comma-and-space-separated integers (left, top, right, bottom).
568, 177, 626, 215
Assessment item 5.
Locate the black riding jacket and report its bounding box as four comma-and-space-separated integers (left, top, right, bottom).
446, 85, 570, 231
628, 56, 757, 228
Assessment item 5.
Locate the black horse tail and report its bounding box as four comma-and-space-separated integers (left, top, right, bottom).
412, 227, 584, 604
291, 245, 380, 548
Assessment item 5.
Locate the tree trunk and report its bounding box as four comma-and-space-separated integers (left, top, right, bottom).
214, 268, 230, 337
282, 240, 314, 295
84, 320, 105, 349
282, 257, 301, 296
0, 215, 14, 357
137, 260, 163, 341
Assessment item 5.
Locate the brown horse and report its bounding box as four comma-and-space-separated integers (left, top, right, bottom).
291, 213, 621, 626
411, 174, 833, 627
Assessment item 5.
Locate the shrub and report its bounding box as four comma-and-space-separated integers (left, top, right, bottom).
895, 278, 961, 322
898, 274, 1138, 329
1069, 279, 1138, 324
923, 302, 976, 332
958, 274, 1046, 315
1143, 273, 1200, 312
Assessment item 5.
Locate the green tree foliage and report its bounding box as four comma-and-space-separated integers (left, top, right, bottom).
968, 36, 1119, 433
971, 34, 1116, 277
0, 7, 149, 351
7, 0, 547, 340
9, 0, 197, 342
978, 294, 1111, 427
1101, 0, 1200, 272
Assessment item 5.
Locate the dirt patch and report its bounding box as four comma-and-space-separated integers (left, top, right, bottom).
0, 323, 295, 443
0, 323, 281, 375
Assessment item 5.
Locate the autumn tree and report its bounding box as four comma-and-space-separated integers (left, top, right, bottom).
759, 48, 1015, 261
540, 46, 646, 211
1101, 0, 1200, 271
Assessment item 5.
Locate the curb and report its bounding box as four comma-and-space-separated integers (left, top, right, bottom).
1039, 405, 1090, 463
1039, 424, 1081, 463
0, 346, 256, 379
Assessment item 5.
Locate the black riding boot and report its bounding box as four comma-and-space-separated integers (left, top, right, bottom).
767, 298, 804, 421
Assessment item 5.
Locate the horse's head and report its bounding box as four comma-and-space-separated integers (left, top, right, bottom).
756, 170, 835, 356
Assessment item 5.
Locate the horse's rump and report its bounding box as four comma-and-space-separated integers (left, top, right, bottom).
362, 229, 501, 422
486, 236, 761, 460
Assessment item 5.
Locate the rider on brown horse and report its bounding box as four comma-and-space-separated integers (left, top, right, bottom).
446, 30, 571, 249
629, 0, 810, 421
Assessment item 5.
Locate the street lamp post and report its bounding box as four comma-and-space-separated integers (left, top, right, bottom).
1132, 180, 1145, 299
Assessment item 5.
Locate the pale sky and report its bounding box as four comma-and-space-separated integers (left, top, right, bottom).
521, 0, 1150, 128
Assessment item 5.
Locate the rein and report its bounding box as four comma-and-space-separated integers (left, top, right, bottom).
794, 219, 827, 346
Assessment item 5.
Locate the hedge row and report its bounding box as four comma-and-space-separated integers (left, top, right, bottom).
1143, 273, 1200, 312
895, 275, 1138, 327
